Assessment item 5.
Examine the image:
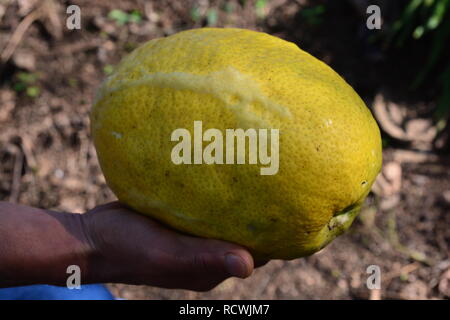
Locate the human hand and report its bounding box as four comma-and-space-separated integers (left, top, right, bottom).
82, 202, 259, 291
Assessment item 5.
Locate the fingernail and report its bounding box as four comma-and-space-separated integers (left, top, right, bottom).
224, 253, 248, 278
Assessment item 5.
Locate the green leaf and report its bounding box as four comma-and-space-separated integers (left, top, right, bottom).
299, 5, 326, 26
300, 5, 325, 17
255, 0, 267, 10
13, 82, 26, 92
207, 8, 218, 26
17, 72, 37, 84
103, 65, 114, 76
413, 25, 425, 38
255, 0, 268, 18
26, 86, 40, 98
426, 0, 449, 30
389, 0, 424, 46
108, 9, 129, 26
129, 10, 142, 24
412, 16, 450, 88
190, 6, 201, 22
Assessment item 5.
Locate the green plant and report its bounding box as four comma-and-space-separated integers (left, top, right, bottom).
13, 72, 40, 98
103, 65, 114, 76
190, 6, 202, 23
255, 0, 268, 18
108, 9, 142, 26
206, 8, 218, 26
387, 0, 450, 121
299, 5, 326, 26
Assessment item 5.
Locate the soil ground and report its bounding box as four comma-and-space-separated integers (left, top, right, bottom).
0, 0, 449, 299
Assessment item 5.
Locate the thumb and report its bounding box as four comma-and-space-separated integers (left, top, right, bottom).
172, 237, 254, 290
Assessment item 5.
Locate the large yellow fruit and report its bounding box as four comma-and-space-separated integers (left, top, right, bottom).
91, 28, 382, 260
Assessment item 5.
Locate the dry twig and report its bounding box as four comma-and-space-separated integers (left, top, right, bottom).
9, 145, 24, 203
0, 5, 43, 64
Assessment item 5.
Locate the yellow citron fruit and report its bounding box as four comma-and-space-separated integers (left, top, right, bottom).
91, 28, 382, 260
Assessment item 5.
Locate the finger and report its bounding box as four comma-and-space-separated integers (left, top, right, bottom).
224, 249, 254, 278
178, 236, 255, 278
173, 250, 250, 291
158, 237, 255, 291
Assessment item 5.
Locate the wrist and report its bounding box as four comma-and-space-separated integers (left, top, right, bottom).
78, 210, 122, 285
0, 203, 99, 287
37, 211, 98, 286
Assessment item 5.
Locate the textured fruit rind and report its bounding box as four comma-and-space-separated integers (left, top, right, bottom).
91, 28, 382, 259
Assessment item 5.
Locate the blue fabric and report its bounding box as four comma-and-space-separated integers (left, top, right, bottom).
0, 284, 115, 300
